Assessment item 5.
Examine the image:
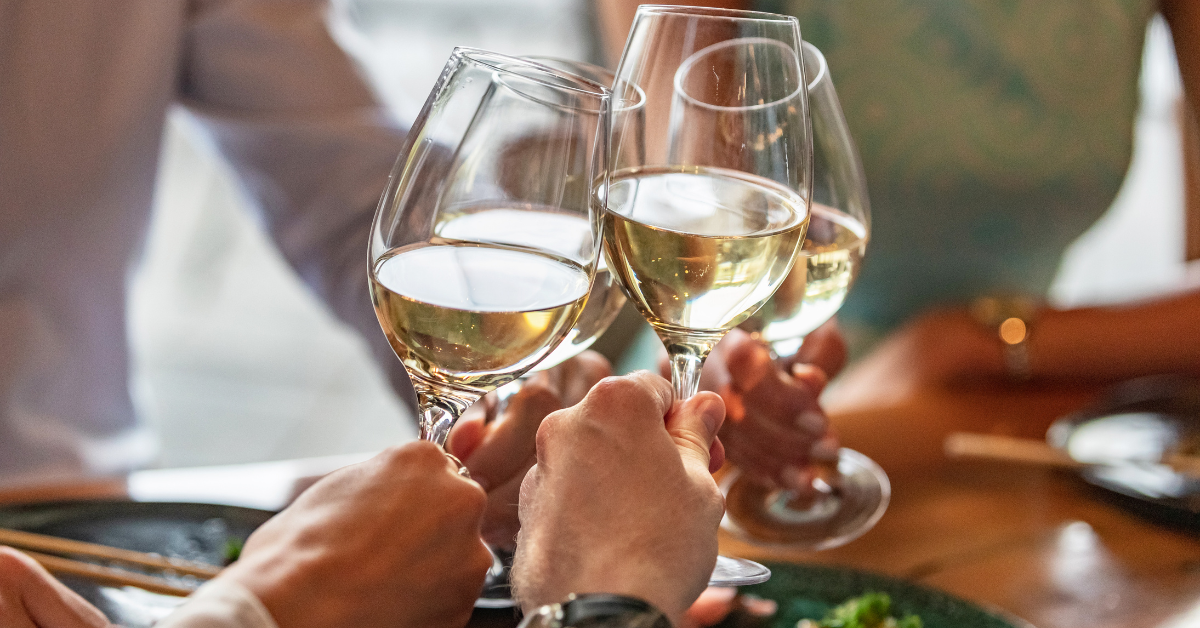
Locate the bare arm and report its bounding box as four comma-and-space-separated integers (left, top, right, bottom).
594, 0, 750, 66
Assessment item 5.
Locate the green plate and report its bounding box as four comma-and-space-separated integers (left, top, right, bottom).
737, 562, 1033, 628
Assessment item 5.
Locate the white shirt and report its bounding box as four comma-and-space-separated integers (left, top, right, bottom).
0, 0, 409, 485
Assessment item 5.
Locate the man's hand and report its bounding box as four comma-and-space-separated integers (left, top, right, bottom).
512, 371, 726, 626
448, 352, 612, 549
683, 323, 846, 489
0, 547, 111, 628
223, 443, 492, 628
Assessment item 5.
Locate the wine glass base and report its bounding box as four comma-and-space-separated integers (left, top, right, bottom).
720, 448, 890, 551
710, 555, 772, 587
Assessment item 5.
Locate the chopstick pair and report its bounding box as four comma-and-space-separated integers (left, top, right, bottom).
0, 527, 222, 597
944, 432, 1200, 475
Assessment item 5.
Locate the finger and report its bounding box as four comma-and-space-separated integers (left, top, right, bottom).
480, 466, 529, 550
666, 392, 725, 469
719, 330, 774, 394
542, 351, 612, 407
585, 371, 675, 428
707, 436, 725, 474
0, 603, 38, 628
719, 419, 812, 471
447, 403, 488, 461
465, 379, 561, 491
788, 363, 829, 398
685, 587, 737, 627
0, 549, 110, 628
792, 318, 847, 377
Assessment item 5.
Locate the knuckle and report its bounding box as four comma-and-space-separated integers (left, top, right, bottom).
586, 375, 629, 404
535, 408, 567, 450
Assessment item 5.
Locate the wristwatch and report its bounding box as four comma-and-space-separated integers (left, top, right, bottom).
517, 594, 673, 628
970, 295, 1039, 381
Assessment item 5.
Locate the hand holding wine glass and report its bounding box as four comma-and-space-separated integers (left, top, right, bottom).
604, 6, 812, 585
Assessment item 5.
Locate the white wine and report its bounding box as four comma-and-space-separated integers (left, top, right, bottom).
602, 166, 808, 337
741, 204, 866, 350
370, 241, 590, 394
435, 206, 626, 370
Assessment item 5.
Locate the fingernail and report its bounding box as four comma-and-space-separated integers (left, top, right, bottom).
812, 437, 839, 462
794, 410, 825, 434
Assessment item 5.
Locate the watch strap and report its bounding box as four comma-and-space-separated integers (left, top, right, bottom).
518, 594, 673, 628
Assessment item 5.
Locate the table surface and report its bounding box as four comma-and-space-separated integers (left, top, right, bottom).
3, 379, 1198, 628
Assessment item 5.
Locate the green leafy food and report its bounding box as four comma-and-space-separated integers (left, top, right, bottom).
222, 537, 244, 565
797, 593, 922, 628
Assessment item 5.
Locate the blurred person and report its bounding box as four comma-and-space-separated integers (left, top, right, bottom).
0, 372, 727, 628
595, 1, 1200, 393
0, 0, 409, 484
0, 0, 613, 500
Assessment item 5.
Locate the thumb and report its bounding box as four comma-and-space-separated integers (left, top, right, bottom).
665, 392, 725, 473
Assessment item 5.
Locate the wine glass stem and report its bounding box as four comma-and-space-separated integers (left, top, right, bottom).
416, 389, 473, 449
669, 350, 704, 400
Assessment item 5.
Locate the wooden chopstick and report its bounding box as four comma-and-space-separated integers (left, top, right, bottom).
0, 528, 222, 578
17, 549, 198, 597
945, 432, 1200, 475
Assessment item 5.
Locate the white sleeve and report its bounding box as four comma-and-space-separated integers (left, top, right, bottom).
156, 579, 279, 628
179, 0, 416, 408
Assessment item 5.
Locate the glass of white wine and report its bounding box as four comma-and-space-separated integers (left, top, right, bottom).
604, 6, 813, 586
479, 58, 643, 418
725, 41, 889, 550
369, 48, 610, 464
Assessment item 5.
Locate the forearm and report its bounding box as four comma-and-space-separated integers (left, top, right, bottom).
1030, 289, 1200, 380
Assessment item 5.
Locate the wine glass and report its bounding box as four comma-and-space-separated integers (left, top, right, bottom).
369, 49, 610, 463
482, 58, 643, 416
604, 6, 813, 586
724, 41, 889, 550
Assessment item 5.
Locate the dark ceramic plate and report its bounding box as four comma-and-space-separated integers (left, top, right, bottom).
0, 500, 274, 628
1047, 375, 1200, 528
730, 562, 1031, 628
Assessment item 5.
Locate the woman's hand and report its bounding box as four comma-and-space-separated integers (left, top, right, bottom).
671, 321, 847, 490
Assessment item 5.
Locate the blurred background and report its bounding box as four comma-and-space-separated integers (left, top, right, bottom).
127, 1, 1187, 469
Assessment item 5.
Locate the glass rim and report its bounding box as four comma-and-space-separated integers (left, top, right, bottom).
673, 37, 804, 112
801, 40, 828, 91
521, 56, 647, 113
636, 4, 799, 24
454, 47, 612, 102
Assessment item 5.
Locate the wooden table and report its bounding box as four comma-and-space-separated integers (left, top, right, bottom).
2, 382, 1198, 628
717, 379, 1200, 628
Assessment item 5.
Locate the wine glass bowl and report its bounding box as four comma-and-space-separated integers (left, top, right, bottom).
369, 48, 611, 449
724, 41, 888, 551
605, 6, 813, 402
